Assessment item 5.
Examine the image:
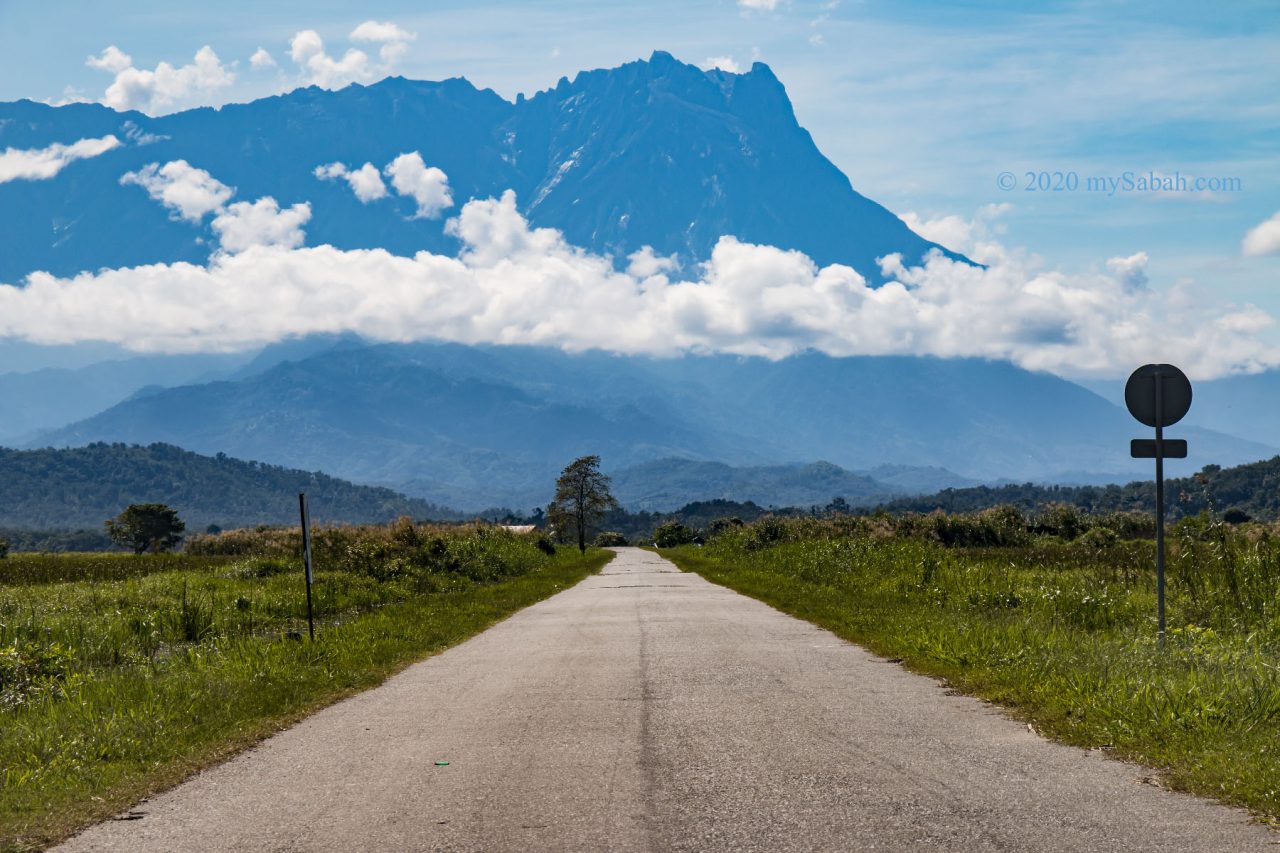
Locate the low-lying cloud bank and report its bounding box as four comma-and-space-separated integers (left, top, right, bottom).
0, 174, 1273, 379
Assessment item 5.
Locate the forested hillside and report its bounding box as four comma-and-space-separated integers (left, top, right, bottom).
0, 443, 459, 531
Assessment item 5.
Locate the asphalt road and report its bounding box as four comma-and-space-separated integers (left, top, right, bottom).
59, 547, 1275, 852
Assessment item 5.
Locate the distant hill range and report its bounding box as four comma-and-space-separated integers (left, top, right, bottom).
34, 341, 1273, 510
610, 458, 978, 512
0, 443, 459, 531
874, 455, 1280, 522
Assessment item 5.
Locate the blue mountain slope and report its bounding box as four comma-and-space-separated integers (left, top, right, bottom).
0, 52, 958, 283
34, 343, 1275, 509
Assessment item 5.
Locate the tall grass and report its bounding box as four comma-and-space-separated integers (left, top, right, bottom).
0, 522, 608, 852
662, 511, 1280, 823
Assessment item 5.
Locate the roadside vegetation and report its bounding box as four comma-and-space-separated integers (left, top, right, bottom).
658, 505, 1280, 823
0, 521, 610, 851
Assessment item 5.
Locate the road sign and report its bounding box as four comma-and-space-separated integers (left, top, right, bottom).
1130, 439, 1187, 459
1124, 364, 1192, 427
1124, 363, 1193, 645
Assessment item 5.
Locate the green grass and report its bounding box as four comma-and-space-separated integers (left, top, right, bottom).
0, 529, 611, 851
660, 523, 1280, 824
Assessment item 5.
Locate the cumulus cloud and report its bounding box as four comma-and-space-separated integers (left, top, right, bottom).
0, 136, 121, 183
120, 160, 234, 222
349, 20, 417, 65
1242, 211, 1280, 257
900, 202, 1010, 259
1105, 252, 1149, 291
289, 20, 415, 89
384, 152, 453, 218
314, 161, 388, 202
250, 48, 277, 70
627, 246, 680, 278
0, 192, 1272, 378
739, 0, 781, 9
87, 45, 235, 114
702, 56, 742, 73
211, 198, 311, 253
121, 159, 309, 256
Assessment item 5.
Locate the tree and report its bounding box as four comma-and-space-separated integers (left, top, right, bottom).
106, 504, 186, 554
548, 455, 619, 553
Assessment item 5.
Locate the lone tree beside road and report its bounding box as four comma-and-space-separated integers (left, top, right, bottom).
548, 455, 619, 553
106, 503, 186, 554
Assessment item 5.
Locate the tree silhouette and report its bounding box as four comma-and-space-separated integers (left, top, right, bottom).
105, 503, 186, 554
548, 455, 619, 553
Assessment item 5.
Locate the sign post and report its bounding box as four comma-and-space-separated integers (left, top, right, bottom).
1124, 364, 1192, 643
299, 492, 316, 641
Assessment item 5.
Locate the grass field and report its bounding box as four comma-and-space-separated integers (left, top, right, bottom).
659, 511, 1280, 824
0, 524, 610, 852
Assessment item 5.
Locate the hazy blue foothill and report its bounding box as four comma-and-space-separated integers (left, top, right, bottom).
32, 342, 1275, 511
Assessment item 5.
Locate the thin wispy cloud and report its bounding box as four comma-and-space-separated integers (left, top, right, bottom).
0, 136, 121, 183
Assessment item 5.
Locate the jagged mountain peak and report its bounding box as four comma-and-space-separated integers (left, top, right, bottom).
1, 51, 957, 283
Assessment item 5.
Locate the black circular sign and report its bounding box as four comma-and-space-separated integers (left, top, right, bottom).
1124, 364, 1192, 428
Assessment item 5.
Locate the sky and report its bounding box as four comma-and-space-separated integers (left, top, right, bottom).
0, 0, 1278, 377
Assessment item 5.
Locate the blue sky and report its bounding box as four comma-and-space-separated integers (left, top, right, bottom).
1, 0, 1278, 363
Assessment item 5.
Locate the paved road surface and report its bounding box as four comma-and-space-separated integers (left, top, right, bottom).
60, 547, 1275, 852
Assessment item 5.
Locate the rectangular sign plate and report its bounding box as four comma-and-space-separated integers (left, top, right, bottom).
1130, 438, 1187, 459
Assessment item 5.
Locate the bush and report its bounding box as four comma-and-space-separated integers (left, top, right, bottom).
0, 537, 8, 559
594, 531, 628, 547
1035, 503, 1088, 540
706, 517, 744, 538
653, 522, 696, 548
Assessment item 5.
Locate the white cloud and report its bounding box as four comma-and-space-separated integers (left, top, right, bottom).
900, 202, 1010, 258
349, 20, 417, 65
211, 198, 311, 253
86, 46, 133, 75
314, 161, 389, 202
384, 152, 452, 218
250, 48, 277, 70
1242, 211, 1280, 257
1105, 252, 1149, 291
627, 246, 679, 278
87, 45, 235, 114
290, 29, 375, 89
289, 21, 414, 89
120, 160, 235, 222
701, 56, 742, 73
0, 192, 1272, 379
0, 136, 121, 183
739, 0, 781, 9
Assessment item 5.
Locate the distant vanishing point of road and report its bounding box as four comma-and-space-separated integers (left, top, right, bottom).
59, 548, 1275, 852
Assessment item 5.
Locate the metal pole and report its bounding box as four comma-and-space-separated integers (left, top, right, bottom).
299, 493, 315, 641
1153, 374, 1166, 644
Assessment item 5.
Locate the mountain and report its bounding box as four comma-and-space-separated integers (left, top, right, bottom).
34, 342, 1275, 510
0, 442, 458, 530
0, 52, 960, 285
610, 459, 895, 511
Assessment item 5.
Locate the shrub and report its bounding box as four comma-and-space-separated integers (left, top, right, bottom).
706, 517, 744, 538
594, 531, 628, 547
0, 537, 8, 559
1035, 503, 1088, 540
653, 522, 696, 548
